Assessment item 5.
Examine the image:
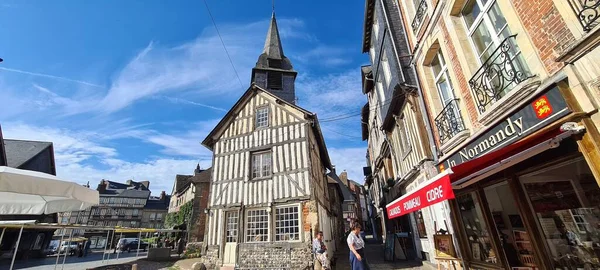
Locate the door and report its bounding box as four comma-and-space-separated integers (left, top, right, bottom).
223, 211, 239, 266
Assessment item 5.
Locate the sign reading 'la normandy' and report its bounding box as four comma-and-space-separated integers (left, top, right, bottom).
439, 86, 570, 171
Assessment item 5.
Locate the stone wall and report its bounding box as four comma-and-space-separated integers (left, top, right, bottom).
237, 242, 313, 270
201, 245, 220, 270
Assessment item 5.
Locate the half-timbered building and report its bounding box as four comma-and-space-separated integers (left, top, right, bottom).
200, 12, 336, 270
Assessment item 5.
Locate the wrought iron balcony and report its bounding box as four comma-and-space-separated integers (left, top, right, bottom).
568, 0, 600, 32
434, 99, 465, 145
411, 0, 428, 34
468, 35, 532, 113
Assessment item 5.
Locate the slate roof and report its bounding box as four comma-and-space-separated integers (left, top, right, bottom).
191, 167, 212, 184
174, 174, 193, 194
144, 196, 171, 210
3, 139, 52, 168
327, 172, 355, 202
254, 12, 295, 72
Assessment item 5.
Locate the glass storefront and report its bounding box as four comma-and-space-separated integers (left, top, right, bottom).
452, 148, 600, 269
521, 157, 600, 269
484, 181, 534, 268
457, 192, 499, 264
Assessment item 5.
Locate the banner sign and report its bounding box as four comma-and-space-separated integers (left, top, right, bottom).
386, 174, 455, 219
438, 86, 570, 172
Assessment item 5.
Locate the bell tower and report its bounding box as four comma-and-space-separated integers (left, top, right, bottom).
251, 12, 298, 104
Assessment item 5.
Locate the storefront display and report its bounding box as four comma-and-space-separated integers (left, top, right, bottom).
521, 157, 600, 269
457, 193, 498, 264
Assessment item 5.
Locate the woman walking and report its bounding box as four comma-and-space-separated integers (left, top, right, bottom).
347, 222, 369, 270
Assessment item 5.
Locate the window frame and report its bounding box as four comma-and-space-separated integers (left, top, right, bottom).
461, 0, 510, 64
274, 204, 302, 242
267, 71, 283, 90
431, 51, 456, 106
255, 106, 270, 129
251, 150, 273, 180
245, 208, 270, 243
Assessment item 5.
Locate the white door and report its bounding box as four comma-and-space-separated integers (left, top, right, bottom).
223, 211, 239, 266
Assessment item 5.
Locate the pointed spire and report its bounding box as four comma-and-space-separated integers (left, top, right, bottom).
263, 11, 285, 60
195, 163, 202, 175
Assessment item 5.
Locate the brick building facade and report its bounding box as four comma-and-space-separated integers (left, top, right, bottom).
386, 0, 600, 268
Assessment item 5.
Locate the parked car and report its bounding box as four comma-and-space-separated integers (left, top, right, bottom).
58, 241, 78, 255
116, 238, 148, 253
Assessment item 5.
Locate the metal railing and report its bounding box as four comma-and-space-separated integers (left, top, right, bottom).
468, 35, 532, 113
411, 0, 428, 34
568, 0, 600, 32
434, 99, 465, 145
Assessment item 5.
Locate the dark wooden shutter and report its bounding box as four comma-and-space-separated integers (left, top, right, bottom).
267, 72, 283, 90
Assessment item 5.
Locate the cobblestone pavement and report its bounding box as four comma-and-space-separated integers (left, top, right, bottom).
333, 241, 435, 270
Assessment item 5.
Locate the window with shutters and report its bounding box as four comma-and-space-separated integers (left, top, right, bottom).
256, 107, 269, 128
267, 72, 283, 90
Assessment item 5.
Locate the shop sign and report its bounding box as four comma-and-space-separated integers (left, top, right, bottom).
438, 86, 570, 172
386, 174, 455, 219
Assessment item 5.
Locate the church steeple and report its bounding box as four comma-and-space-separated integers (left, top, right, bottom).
251, 11, 298, 104
262, 12, 285, 60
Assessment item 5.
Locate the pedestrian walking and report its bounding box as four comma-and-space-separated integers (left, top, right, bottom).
84, 240, 91, 257
77, 242, 84, 257
177, 237, 185, 257
313, 231, 331, 269
347, 222, 369, 270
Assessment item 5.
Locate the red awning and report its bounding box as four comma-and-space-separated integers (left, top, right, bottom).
386, 127, 580, 219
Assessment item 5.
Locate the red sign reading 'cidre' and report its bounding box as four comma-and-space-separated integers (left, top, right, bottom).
387, 175, 455, 219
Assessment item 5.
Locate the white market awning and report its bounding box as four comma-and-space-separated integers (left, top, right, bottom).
0, 166, 99, 215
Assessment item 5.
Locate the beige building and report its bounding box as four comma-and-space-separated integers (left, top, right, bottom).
388, 0, 600, 269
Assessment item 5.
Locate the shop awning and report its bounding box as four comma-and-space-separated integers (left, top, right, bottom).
386, 124, 584, 219
0, 166, 99, 215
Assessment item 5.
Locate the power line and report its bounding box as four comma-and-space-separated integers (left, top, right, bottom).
202, 0, 245, 90
318, 90, 411, 122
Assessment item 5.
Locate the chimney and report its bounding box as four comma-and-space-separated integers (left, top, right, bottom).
331, 165, 336, 174
194, 163, 202, 175
140, 181, 150, 190
160, 191, 166, 200
339, 171, 348, 185
126, 180, 133, 186
97, 180, 107, 192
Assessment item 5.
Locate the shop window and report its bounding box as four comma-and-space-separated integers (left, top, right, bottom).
246, 209, 269, 242
484, 181, 534, 268
274, 205, 300, 241
457, 192, 498, 264
520, 157, 600, 269
416, 210, 428, 238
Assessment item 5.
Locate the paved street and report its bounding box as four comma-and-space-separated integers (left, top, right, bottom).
333, 241, 436, 270
0, 250, 176, 270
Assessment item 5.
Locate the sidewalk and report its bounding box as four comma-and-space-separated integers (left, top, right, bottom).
332, 241, 435, 270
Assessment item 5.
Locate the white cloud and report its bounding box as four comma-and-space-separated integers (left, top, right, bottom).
0, 67, 103, 88
1, 123, 208, 194
297, 69, 365, 141
328, 147, 367, 184
294, 45, 352, 67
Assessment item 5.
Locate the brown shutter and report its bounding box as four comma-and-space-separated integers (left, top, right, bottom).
267, 72, 283, 90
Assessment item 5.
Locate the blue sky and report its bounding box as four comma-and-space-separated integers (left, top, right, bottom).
0, 0, 368, 194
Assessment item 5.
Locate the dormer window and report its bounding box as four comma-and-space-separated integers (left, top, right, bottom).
267, 71, 283, 90
256, 107, 269, 128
